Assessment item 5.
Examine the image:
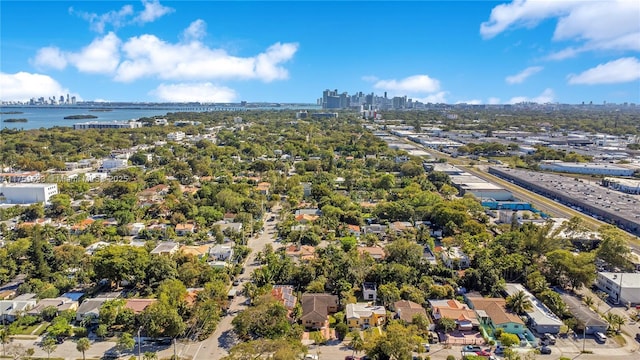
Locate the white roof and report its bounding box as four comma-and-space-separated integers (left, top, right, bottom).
504, 283, 563, 327
598, 272, 640, 288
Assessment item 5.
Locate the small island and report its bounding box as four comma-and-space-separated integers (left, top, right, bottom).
0, 111, 24, 114
64, 114, 98, 120
3, 118, 28, 123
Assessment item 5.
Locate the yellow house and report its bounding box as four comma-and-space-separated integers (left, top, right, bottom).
346, 303, 386, 330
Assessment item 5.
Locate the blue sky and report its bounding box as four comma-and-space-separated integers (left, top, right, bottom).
1, 0, 639, 104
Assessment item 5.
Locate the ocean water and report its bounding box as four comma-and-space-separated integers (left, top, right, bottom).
0, 107, 173, 130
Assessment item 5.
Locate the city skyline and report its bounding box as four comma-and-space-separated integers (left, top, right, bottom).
1, 1, 639, 105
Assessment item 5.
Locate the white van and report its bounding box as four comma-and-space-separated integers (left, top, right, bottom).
594, 331, 607, 343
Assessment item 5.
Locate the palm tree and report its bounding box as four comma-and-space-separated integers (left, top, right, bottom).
76, 337, 90, 360
506, 290, 533, 314
583, 296, 594, 309
348, 331, 364, 357
604, 313, 625, 333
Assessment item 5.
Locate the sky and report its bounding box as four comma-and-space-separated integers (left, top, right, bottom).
1, 0, 639, 105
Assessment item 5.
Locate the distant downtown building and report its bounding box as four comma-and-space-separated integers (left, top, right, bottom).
73, 121, 143, 130
0, 183, 58, 205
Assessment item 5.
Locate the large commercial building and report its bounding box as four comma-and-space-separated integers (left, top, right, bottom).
449, 173, 513, 201
488, 167, 640, 236
596, 272, 640, 306
0, 183, 58, 205
539, 161, 635, 176
73, 121, 143, 130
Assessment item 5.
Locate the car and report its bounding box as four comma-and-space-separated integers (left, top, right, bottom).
542, 333, 556, 345
463, 345, 482, 353
494, 345, 505, 354
304, 356, 318, 360
539, 346, 552, 354
233, 279, 240, 286
594, 331, 607, 343
475, 350, 491, 356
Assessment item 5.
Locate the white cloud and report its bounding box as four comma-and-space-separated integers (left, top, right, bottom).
488, 97, 501, 104
568, 57, 640, 85
69, 4, 134, 33
32, 33, 121, 74
182, 19, 206, 42
414, 91, 449, 104
32, 47, 67, 70
115, 32, 298, 82
70, 0, 173, 33
67, 33, 122, 74
374, 75, 441, 94
134, 0, 174, 24
506, 66, 543, 84
481, 0, 640, 57
509, 88, 555, 104
0, 72, 79, 102
150, 83, 237, 102
33, 21, 298, 83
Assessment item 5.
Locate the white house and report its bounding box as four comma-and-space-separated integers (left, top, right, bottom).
0, 183, 58, 205
0, 298, 37, 323
504, 283, 563, 334
362, 282, 377, 302
167, 132, 185, 141
100, 159, 128, 172
209, 244, 234, 262
441, 247, 470, 269
129, 223, 145, 237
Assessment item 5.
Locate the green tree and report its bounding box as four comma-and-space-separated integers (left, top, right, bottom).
437, 317, 456, 334
348, 331, 364, 357
0, 327, 10, 357
499, 332, 520, 347
116, 332, 135, 353
76, 338, 90, 360
40, 336, 57, 360
597, 225, 633, 271
143, 352, 158, 360
506, 290, 533, 314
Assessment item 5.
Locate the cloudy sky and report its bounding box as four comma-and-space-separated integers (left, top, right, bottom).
1, 0, 639, 104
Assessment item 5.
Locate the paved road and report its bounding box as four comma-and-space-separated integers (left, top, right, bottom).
164, 204, 284, 360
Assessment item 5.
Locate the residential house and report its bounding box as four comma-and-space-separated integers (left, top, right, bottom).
85, 241, 110, 255
423, 246, 437, 265
393, 300, 427, 324
272, 285, 297, 320
285, 244, 316, 262
175, 223, 196, 236
0, 297, 37, 323
75, 298, 109, 323
295, 214, 319, 224
363, 223, 387, 238
300, 293, 339, 330
70, 218, 95, 234
223, 213, 237, 222
179, 244, 211, 259
209, 244, 234, 262
256, 182, 271, 195
27, 296, 78, 316
389, 221, 413, 233
129, 222, 145, 237
124, 299, 156, 314
150, 241, 179, 256
430, 299, 479, 331
504, 283, 563, 334
466, 296, 525, 335
362, 282, 377, 302
441, 247, 470, 269
347, 225, 362, 238
294, 208, 321, 216
346, 303, 387, 330
213, 221, 243, 234
357, 246, 386, 261
0, 290, 15, 300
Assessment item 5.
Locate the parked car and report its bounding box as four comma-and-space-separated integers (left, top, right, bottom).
494, 345, 505, 354
539, 346, 552, 355
542, 333, 557, 345
475, 350, 491, 356
304, 355, 318, 360
233, 279, 240, 286
463, 345, 482, 352
594, 331, 607, 343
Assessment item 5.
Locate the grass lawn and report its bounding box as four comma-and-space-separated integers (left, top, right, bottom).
10, 323, 41, 335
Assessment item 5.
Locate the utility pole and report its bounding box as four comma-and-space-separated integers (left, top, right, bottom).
137, 327, 142, 360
